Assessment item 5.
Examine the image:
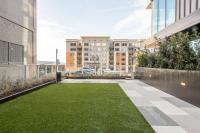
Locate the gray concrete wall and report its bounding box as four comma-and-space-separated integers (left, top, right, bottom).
0, 65, 25, 80
135, 67, 200, 107
0, 0, 37, 80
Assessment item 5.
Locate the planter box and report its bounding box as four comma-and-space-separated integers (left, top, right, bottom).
0, 80, 56, 104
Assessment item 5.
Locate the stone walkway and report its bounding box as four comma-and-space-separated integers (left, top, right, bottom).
62, 79, 200, 133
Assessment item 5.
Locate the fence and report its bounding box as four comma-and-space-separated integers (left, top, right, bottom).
135, 67, 200, 107
65, 66, 132, 78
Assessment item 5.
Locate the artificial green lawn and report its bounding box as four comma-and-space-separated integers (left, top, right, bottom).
0, 83, 154, 133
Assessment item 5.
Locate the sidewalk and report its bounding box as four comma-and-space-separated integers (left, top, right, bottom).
119, 80, 200, 133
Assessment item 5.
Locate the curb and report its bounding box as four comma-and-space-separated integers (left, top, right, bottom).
0, 80, 56, 104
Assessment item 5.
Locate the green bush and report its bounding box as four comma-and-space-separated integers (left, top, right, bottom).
137, 29, 200, 71
137, 53, 148, 67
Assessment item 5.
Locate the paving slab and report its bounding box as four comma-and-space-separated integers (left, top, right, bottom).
119, 80, 200, 133
138, 107, 178, 126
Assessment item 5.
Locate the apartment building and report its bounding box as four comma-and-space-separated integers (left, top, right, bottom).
0, 0, 37, 80
66, 37, 145, 74
145, 0, 200, 48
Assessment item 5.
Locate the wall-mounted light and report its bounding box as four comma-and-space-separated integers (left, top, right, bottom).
149, 74, 152, 78
180, 82, 186, 86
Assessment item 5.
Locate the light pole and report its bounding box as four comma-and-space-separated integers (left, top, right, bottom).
56, 49, 58, 83
131, 56, 134, 79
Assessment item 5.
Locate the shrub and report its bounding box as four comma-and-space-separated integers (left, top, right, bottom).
137, 53, 149, 67
137, 30, 200, 71
0, 74, 55, 97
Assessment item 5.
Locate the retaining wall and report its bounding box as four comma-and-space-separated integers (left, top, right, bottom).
135, 67, 200, 107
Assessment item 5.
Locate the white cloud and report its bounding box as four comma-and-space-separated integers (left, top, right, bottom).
37, 19, 74, 63
112, 0, 151, 38
37, 0, 151, 63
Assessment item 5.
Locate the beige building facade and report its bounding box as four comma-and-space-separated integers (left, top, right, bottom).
0, 0, 37, 80
66, 36, 145, 74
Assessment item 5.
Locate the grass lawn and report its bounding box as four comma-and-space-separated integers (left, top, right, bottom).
0, 83, 154, 133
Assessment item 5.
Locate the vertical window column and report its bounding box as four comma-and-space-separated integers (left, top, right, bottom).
158, 0, 166, 31
0, 41, 9, 65
166, 0, 176, 26
153, 0, 159, 34
9, 43, 24, 64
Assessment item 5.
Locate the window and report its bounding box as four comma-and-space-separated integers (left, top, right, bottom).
77, 48, 82, 51
153, 0, 159, 34
84, 43, 89, 46
110, 48, 114, 51
84, 57, 89, 61
115, 43, 120, 46
158, 0, 166, 31
115, 48, 120, 51
70, 48, 76, 51
70, 43, 76, 46
166, 0, 175, 25
84, 53, 89, 56
0, 40, 9, 64
84, 48, 89, 51
122, 43, 127, 46
153, 0, 176, 34
9, 43, 24, 64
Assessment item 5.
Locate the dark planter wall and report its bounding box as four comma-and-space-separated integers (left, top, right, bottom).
135, 67, 200, 107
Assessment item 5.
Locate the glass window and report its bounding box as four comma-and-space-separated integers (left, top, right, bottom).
84, 48, 89, 51
115, 48, 120, 51
9, 43, 24, 64
84, 53, 89, 56
70, 48, 76, 51
115, 43, 120, 46
153, 0, 175, 34
153, 0, 159, 34
0, 40, 9, 64
166, 0, 175, 26
122, 43, 127, 46
70, 43, 76, 46
158, 0, 166, 31
84, 57, 88, 61
84, 43, 89, 46
77, 48, 82, 51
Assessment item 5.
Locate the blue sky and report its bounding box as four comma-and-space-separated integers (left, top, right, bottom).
37, 0, 151, 62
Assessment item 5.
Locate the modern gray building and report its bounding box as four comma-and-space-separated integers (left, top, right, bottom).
0, 0, 37, 80
146, 0, 200, 47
